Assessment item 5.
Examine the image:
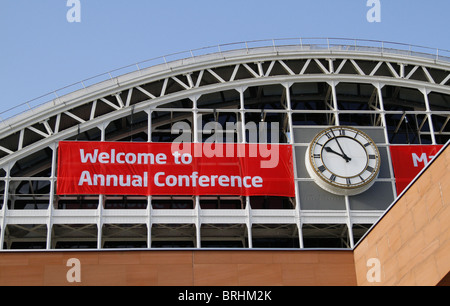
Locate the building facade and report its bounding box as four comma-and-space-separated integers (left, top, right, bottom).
0, 38, 449, 253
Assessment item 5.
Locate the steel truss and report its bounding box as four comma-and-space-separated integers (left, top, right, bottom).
0, 44, 449, 250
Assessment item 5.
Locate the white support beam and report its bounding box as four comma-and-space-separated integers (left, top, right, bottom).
90, 100, 98, 120
100, 98, 120, 110
405, 65, 419, 79
299, 59, 311, 75
115, 94, 124, 108
195, 70, 204, 88
385, 62, 400, 78
171, 76, 191, 90
160, 78, 169, 96
422, 67, 435, 84
207, 68, 226, 83
136, 86, 156, 99
63, 111, 86, 124
229, 64, 240, 82
278, 60, 295, 76
335, 59, 347, 74
369, 61, 384, 76
27, 126, 50, 138
350, 59, 365, 76
264, 61, 276, 77
440, 73, 450, 86
125, 88, 133, 107
242, 63, 260, 78
314, 59, 330, 74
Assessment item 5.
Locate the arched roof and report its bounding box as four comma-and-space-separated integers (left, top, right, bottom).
1, 39, 450, 169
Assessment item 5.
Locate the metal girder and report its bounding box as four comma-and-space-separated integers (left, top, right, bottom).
0, 45, 449, 251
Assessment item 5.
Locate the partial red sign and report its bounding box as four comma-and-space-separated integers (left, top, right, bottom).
390, 145, 443, 195
57, 141, 295, 197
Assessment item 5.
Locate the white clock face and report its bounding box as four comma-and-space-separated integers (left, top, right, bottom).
305, 126, 381, 196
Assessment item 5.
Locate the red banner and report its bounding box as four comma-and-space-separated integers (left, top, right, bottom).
390, 145, 443, 195
57, 141, 295, 197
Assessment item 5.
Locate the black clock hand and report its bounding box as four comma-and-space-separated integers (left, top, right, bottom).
324, 146, 352, 162
330, 130, 351, 163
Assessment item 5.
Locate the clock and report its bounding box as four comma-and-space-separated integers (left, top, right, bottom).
305, 126, 381, 196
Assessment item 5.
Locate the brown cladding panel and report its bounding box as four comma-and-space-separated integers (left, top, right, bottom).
0, 250, 356, 286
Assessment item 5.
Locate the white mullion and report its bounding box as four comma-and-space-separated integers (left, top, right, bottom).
147, 109, 152, 142
97, 124, 106, 249
376, 84, 398, 199
422, 89, 437, 144
90, 100, 98, 120
239, 88, 252, 248
0, 165, 11, 250
192, 96, 201, 248
285, 83, 304, 248
195, 196, 201, 248
126, 88, 133, 107
245, 196, 252, 249
344, 195, 354, 248
147, 196, 152, 248
46, 142, 57, 249
330, 81, 340, 126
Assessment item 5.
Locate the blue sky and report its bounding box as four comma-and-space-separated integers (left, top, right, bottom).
0, 0, 449, 119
